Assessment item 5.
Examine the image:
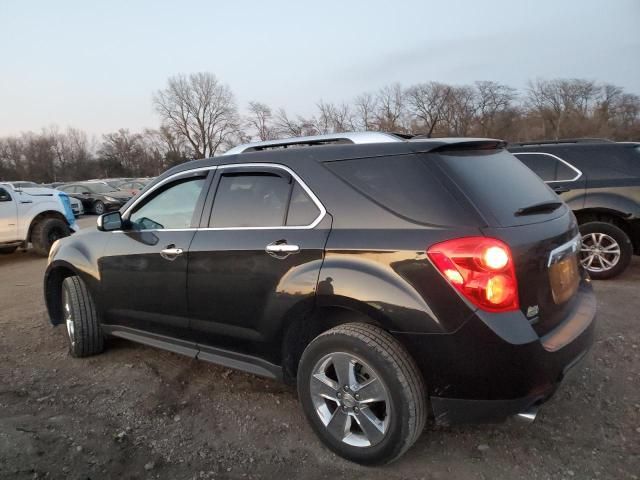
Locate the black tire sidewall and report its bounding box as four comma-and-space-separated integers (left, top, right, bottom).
0, 246, 18, 254
298, 333, 414, 465
32, 218, 69, 255
579, 221, 632, 279
61, 280, 78, 355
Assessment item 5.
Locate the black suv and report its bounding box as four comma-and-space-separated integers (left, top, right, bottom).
44, 133, 596, 465
509, 139, 640, 279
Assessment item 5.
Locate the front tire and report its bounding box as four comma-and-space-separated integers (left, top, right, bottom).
62, 276, 104, 357
31, 217, 70, 256
297, 323, 426, 465
579, 221, 632, 279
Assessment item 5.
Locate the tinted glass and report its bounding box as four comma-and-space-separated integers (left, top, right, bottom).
326, 154, 477, 226
286, 182, 320, 226
514, 153, 578, 181
210, 173, 291, 227
0, 187, 11, 201
60, 185, 76, 193
436, 150, 563, 227
130, 177, 205, 229
563, 145, 640, 180
83, 183, 118, 194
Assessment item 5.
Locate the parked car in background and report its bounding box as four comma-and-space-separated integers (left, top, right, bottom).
58, 181, 132, 214
114, 178, 151, 196
0, 182, 77, 255
509, 139, 640, 279
3, 181, 40, 189
45, 132, 595, 465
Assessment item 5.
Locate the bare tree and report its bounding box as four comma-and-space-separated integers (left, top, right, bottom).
474, 81, 517, 137
153, 72, 240, 158
375, 84, 407, 132
406, 82, 452, 137
353, 93, 377, 131
246, 101, 275, 141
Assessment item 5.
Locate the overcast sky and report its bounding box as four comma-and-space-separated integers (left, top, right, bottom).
0, 0, 638, 137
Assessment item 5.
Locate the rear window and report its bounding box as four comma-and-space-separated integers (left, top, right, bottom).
325, 154, 478, 226
435, 150, 564, 227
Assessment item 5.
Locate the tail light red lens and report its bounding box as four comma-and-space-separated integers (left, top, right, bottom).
427, 237, 519, 312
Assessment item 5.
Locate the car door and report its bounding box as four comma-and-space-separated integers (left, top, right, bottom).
187, 164, 330, 360
99, 170, 212, 340
0, 186, 18, 242
512, 151, 587, 209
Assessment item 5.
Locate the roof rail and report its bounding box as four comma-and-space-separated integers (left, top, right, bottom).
223, 132, 404, 155
509, 138, 614, 147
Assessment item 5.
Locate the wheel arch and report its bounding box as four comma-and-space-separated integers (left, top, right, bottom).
27, 210, 70, 243
279, 300, 388, 385
44, 261, 82, 326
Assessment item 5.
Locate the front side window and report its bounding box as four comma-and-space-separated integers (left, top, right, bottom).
129, 176, 206, 230
210, 172, 291, 228
513, 153, 578, 182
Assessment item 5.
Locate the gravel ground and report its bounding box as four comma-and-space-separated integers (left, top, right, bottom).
1, 216, 639, 479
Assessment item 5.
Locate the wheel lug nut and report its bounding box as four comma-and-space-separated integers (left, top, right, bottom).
343, 386, 349, 392
354, 407, 359, 413
354, 393, 360, 400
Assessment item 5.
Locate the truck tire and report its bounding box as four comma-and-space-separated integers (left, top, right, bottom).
31, 217, 70, 256
579, 221, 632, 279
297, 323, 426, 465
0, 246, 18, 254
62, 276, 104, 357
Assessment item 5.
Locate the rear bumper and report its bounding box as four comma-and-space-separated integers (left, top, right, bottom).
393, 281, 596, 425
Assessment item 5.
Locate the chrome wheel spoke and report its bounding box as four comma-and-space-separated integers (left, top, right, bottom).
355, 377, 386, 403
331, 353, 357, 389
326, 408, 350, 440
355, 408, 386, 445
310, 373, 339, 401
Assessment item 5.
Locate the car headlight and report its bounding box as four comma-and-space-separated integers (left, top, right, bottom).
104, 196, 117, 202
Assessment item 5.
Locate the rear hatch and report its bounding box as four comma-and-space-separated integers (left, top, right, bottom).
432, 147, 582, 336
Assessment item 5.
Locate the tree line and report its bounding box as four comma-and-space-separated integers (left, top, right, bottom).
1, 72, 638, 183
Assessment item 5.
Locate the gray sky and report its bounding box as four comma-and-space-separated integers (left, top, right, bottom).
1, 0, 638, 136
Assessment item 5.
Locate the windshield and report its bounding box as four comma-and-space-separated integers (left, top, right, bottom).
83, 183, 118, 194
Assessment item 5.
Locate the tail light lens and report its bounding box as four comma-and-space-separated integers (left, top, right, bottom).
427, 237, 519, 312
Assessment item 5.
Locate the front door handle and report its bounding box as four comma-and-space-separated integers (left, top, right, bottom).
265, 241, 300, 258
160, 245, 183, 261
552, 186, 571, 194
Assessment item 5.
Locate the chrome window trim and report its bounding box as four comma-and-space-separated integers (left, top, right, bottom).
117, 163, 327, 232
513, 152, 582, 183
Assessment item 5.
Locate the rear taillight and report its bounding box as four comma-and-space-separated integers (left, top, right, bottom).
427, 237, 519, 312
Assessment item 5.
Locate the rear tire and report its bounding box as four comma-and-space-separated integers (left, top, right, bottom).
579, 221, 632, 279
0, 246, 18, 254
93, 200, 105, 215
62, 276, 104, 357
31, 217, 70, 256
297, 323, 426, 465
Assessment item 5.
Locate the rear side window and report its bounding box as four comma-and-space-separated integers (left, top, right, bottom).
286, 182, 320, 226
513, 153, 579, 182
563, 145, 640, 180
435, 150, 563, 227
325, 154, 478, 226
210, 173, 291, 227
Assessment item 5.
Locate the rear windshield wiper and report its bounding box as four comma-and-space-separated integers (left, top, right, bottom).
515, 201, 563, 216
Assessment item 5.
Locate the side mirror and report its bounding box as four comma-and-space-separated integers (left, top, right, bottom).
97, 211, 123, 232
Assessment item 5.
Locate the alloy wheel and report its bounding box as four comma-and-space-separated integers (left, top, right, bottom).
64, 291, 75, 346
580, 232, 621, 273
309, 352, 390, 448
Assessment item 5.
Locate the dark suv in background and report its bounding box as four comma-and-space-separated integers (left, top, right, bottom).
45, 133, 596, 464
509, 139, 640, 279
58, 181, 132, 215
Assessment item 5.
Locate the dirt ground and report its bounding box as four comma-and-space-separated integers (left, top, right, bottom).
1, 216, 639, 479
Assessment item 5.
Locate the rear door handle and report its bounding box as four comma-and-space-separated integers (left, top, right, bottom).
266, 244, 300, 253
160, 245, 183, 261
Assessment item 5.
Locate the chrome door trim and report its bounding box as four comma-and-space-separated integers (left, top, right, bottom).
513, 152, 583, 183
118, 162, 327, 232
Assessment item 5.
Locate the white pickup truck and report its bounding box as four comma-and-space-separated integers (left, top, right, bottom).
0, 183, 79, 255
